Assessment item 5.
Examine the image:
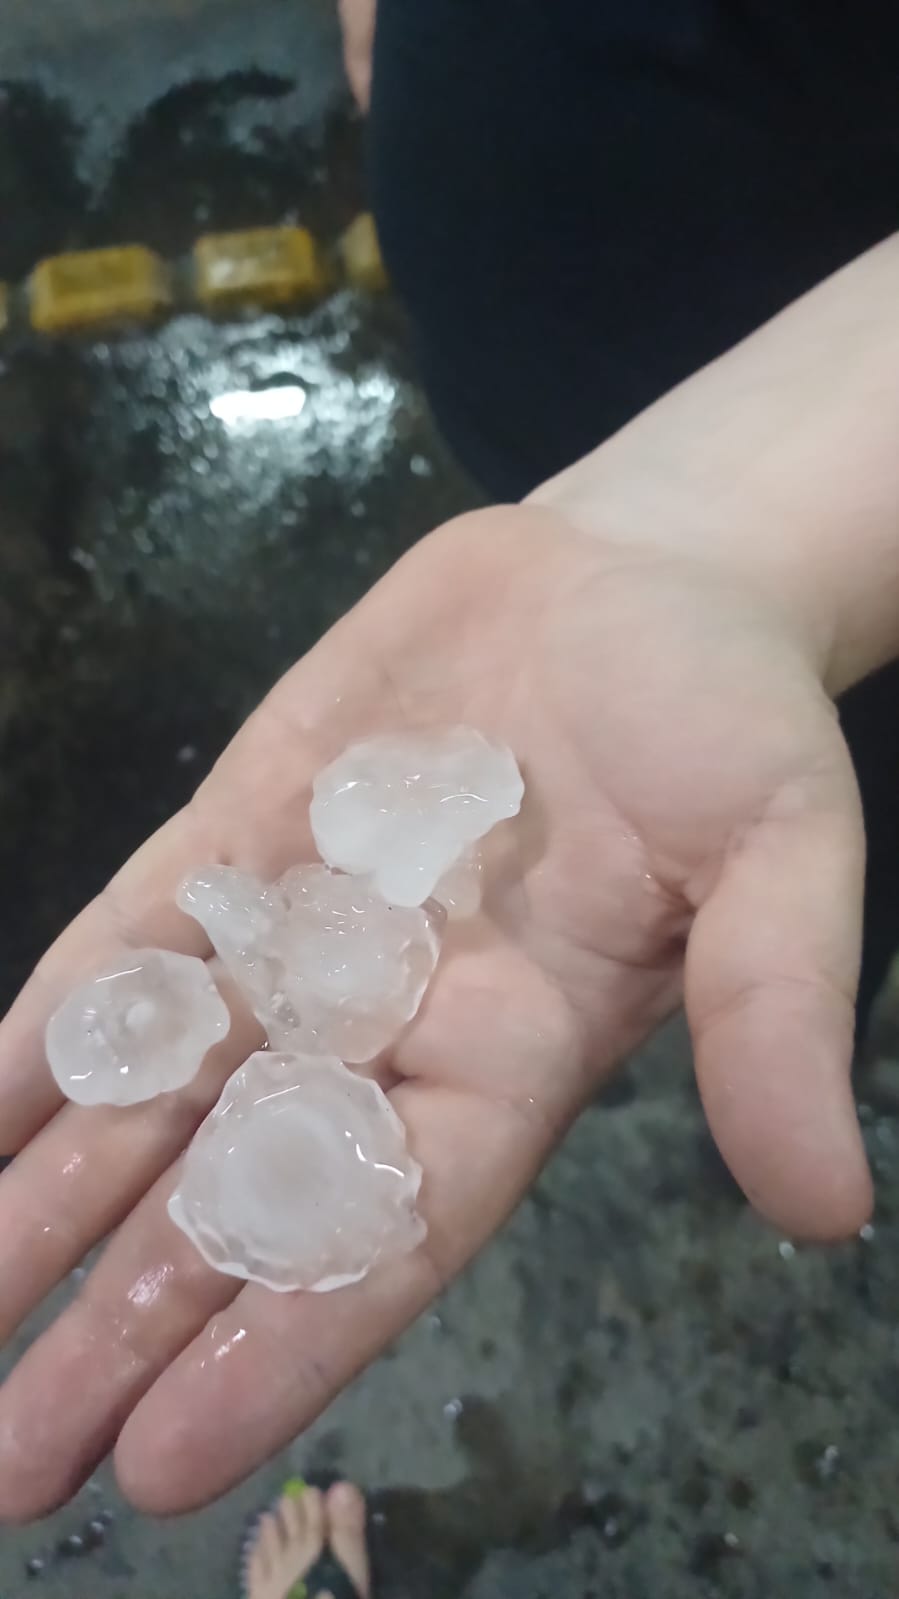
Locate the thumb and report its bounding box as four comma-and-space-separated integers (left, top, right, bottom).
686, 755, 873, 1240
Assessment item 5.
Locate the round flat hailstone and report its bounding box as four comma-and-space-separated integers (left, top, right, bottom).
310, 725, 524, 908
178, 864, 441, 1062
168, 1052, 426, 1292
46, 949, 230, 1108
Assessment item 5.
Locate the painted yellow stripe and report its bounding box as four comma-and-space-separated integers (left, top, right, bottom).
193, 225, 329, 311
339, 212, 389, 293
29, 245, 171, 334
6, 216, 385, 339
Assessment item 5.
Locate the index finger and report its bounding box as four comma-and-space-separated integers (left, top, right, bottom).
0, 806, 211, 1152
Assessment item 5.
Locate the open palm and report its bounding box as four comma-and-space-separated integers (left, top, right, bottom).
0, 504, 871, 1520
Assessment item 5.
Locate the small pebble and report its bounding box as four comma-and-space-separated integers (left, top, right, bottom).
57, 1533, 86, 1557
859, 1222, 875, 1242
690, 1530, 743, 1574
25, 1555, 46, 1577
777, 1240, 796, 1261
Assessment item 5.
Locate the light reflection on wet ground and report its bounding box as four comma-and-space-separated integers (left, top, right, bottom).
37, 296, 446, 612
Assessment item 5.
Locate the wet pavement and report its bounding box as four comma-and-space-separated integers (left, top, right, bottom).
0, 292, 476, 1004
2, 4, 899, 1597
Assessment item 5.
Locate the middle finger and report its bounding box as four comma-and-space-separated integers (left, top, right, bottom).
0, 1163, 240, 1522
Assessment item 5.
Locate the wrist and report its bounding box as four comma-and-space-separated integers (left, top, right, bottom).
532, 233, 899, 698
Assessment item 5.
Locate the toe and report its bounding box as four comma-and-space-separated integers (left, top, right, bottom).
327, 1480, 366, 1529
276, 1483, 326, 1588
282, 1483, 325, 1548
326, 1481, 370, 1599
246, 1535, 267, 1589
261, 1510, 283, 1566
302, 1483, 326, 1544
279, 1490, 304, 1542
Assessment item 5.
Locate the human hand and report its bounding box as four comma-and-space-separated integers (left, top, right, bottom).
0, 501, 872, 1521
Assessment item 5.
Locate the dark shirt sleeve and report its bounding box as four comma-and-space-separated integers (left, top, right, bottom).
369, 0, 899, 499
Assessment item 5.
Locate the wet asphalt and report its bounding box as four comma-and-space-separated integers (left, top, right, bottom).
2, 4, 899, 1597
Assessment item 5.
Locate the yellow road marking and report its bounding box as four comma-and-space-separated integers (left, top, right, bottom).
29, 245, 171, 333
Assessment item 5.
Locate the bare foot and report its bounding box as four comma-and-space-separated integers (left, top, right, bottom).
246, 1484, 325, 1599
324, 1480, 372, 1599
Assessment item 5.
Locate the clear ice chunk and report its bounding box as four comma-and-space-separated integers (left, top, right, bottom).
433, 847, 484, 920
178, 864, 441, 1061
310, 726, 524, 907
46, 949, 230, 1108
168, 1052, 426, 1292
